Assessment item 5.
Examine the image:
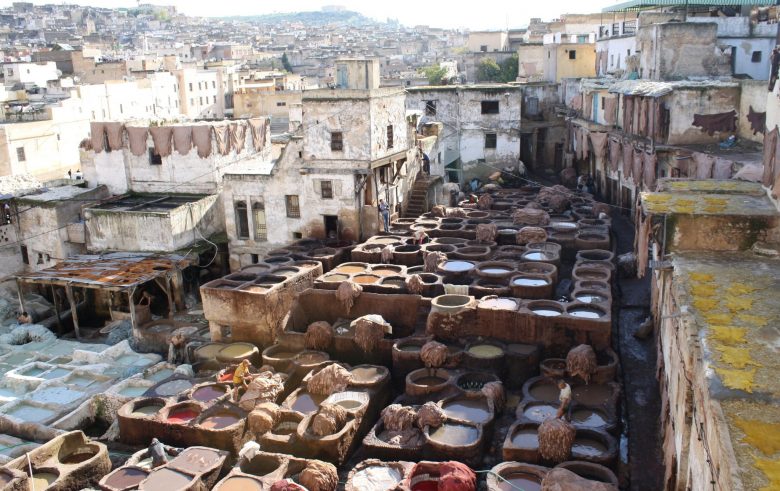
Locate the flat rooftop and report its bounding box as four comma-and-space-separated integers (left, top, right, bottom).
90, 193, 209, 213
641, 179, 777, 216
15, 185, 95, 204
673, 251, 780, 490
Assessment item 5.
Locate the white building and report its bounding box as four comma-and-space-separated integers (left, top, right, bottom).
175, 68, 225, 119
2, 62, 59, 88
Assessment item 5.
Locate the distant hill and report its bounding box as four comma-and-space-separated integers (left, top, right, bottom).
222, 10, 378, 26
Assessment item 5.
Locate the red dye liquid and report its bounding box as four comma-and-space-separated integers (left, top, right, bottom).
412, 481, 439, 491
167, 408, 198, 424
218, 371, 234, 383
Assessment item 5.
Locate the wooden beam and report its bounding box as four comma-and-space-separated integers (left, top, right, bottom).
171, 270, 186, 312
128, 288, 137, 338
50, 285, 62, 336
15, 278, 25, 317
65, 285, 80, 340
164, 275, 175, 319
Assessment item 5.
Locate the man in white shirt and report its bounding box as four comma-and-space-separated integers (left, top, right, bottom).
556, 380, 572, 419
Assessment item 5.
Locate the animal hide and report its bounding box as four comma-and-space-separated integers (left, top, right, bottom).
213, 124, 230, 155
747, 106, 766, 135
149, 126, 174, 157
248, 118, 267, 151
713, 157, 733, 179
538, 418, 576, 463
336, 281, 362, 312
417, 401, 445, 429
763, 128, 778, 186
475, 223, 497, 243
126, 127, 149, 156
104, 122, 124, 151
300, 460, 339, 491
566, 344, 598, 383
90, 122, 106, 153
516, 227, 548, 245
192, 125, 212, 158
603, 97, 617, 125
305, 321, 334, 350
420, 341, 448, 368
589, 133, 608, 164
311, 404, 347, 437
693, 153, 715, 179
643, 152, 657, 191
172, 126, 193, 155
382, 404, 417, 432
424, 251, 447, 273
405, 274, 424, 295
230, 121, 247, 154
692, 110, 737, 136
307, 364, 352, 396
608, 138, 621, 173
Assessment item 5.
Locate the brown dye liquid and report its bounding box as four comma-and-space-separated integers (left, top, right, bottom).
218, 476, 264, 491
104, 468, 149, 489
529, 383, 560, 401
31, 472, 58, 489
572, 409, 607, 427
398, 345, 422, 352
200, 413, 239, 430
60, 452, 95, 464
141, 468, 193, 490
511, 428, 539, 448
192, 385, 226, 402
334, 265, 366, 274
429, 424, 478, 445
290, 393, 323, 413
498, 473, 542, 491
351, 366, 381, 382
573, 438, 608, 457
268, 351, 297, 359
296, 353, 327, 365
336, 399, 363, 410
0, 472, 11, 485
323, 274, 348, 282
169, 448, 222, 473
353, 275, 379, 284
372, 268, 400, 276
414, 376, 446, 386
572, 385, 612, 405
523, 404, 558, 422
220, 344, 254, 358
442, 399, 491, 423
273, 421, 299, 435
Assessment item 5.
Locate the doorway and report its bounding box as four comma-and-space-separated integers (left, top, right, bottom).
324, 215, 339, 239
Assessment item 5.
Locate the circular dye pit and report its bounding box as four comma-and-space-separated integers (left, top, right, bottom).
273, 421, 299, 435
480, 298, 518, 310
353, 274, 380, 284
351, 466, 402, 490
531, 308, 561, 317
295, 352, 328, 365
428, 424, 479, 445
372, 267, 402, 276
442, 399, 491, 423
571, 408, 608, 427
397, 343, 423, 353
335, 399, 363, 410
414, 376, 447, 386
133, 404, 164, 416
218, 476, 264, 491
200, 413, 240, 430
575, 293, 606, 304
522, 404, 558, 422
467, 344, 503, 358
439, 260, 474, 273
219, 343, 256, 359
31, 472, 58, 489
511, 428, 539, 448
480, 267, 512, 275
350, 366, 383, 383
572, 385, 613, 405
528, 381, 560, 401
167, 408, 199, 425
60, 451, 96, 464
154, 379, 194, 397
323, 274, 349, 282
513, 277, 549, 287
522, 252, 550, 261
192, 385, 227, 402
572, 438, 608, 458
169, 448, 223, 473
140, 468, 192, 490
104, 468, 149, 490
334, 265, 367, 274
568, 307, 605, 319
290, 393, 324, 414
498, 473, 541, 491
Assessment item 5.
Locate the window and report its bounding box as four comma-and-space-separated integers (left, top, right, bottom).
285, 195, 300, 218
235, 202, 249, 239
119, 103, 123, 113
189, 83, 193, 91
276, 102, 287, 107
485, 132, 497, 149
149, 148, 162, 165
569, 50, 577, 60
526, 96, 539, 116
481, 100, 499, 114
7, 69, 12, 76
387, 125, 394, 149
212, 81, 216, 88
213, 95, 216, 103
321, 180, 333, 199
627, 49, 631, 56
20, 245, 28, 265
752, 51, 762, 63
331, 131, 343, 151
200, 97, 203, 105
190, 98, 194, 105
250, 253, 259, 263
252, 202, 266, 240
424, 100, 436, 116
16, 147, 25, 162
480, 45, 488, 52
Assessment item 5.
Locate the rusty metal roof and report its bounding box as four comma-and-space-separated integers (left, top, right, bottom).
17, 252, 190, 291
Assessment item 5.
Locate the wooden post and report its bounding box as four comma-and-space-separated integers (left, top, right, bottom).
65, 284, 80, 340
128, 288, 137, 338
51, 285, 62, 336
15, 278, 25, 317
165, 275, 175, 319
171, 270, 186, 312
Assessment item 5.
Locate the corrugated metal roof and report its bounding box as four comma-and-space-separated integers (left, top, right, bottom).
608, 79, 739, 97
604, 0, 775, 12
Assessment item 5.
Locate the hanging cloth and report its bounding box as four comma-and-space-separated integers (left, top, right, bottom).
90, 122, 106, 153
693, 153, 715, 179
230, 121, 247, 154
643, 151, 657, 191
622, 141, 634, 178
149, 126, 173, 157
213, 124, 230, 155
603, 97, 617, 125
126, 127, 149, 156
104, 122, 124, 151
173, 126, 193, 155
192, 125, 212, 158
632, 148, 643, 187
249, 118, 267, 151
608, 137, 622, 173
712, 157, 733, 179
589, 133, 608, 165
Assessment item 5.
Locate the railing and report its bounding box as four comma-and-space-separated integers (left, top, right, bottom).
623, 20, 637, 35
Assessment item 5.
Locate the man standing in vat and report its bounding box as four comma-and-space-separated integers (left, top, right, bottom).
232, 359, 254, 402
379, 199, 390, 233
556, 380, 572, 419
148, 438, 180, 467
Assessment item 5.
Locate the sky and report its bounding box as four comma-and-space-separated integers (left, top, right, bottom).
2, 0, 623, 30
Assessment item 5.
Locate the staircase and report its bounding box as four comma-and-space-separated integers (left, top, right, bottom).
404, 175, 437, 218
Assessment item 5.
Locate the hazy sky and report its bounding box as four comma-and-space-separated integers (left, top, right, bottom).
2, 1, 623, 29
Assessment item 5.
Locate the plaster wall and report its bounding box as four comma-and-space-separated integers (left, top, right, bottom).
738, 80, 768, 143
667, 87, 741, 145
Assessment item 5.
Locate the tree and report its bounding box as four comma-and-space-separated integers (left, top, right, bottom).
281, 53, 292, 72
421, 65, 448, 86
499, 54, 519, 83
476, 58, 501, 82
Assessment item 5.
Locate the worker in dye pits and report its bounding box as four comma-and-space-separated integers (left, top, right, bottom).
148, 438, 181, 468
378, 199, 390, 233
232, 359, 254, 402
555, 379, 572, 419
16, 311, 32, 324
167, 332, 187, 364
